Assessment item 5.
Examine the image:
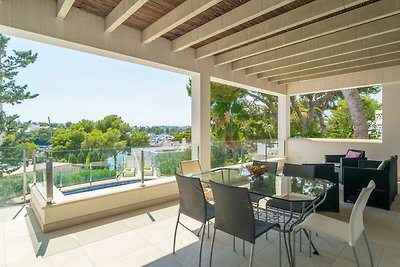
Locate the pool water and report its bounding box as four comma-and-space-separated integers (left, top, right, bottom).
63, 179, 150, 196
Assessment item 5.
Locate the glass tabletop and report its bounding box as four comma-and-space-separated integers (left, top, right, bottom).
191, 168, 335, 202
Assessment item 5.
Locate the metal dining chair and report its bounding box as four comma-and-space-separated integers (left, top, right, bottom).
267, 163, 316, 215
266, 163, 316, 253
173, 174, 215, 267
180, 159, 202, 175
209, 180, 281, 267
295, 180, 375, 267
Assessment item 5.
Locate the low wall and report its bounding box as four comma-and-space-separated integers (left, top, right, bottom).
31, 178, 179, 232
286, 138, 399, 180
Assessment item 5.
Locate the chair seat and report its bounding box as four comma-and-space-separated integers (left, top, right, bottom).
296, 213, 349, 243
249, 192, 265, 203
254, 219, 279, 239
267, 199, 312, 213
206, 202, 215, 221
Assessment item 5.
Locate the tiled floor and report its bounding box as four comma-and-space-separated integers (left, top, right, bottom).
1, 187, 400, 267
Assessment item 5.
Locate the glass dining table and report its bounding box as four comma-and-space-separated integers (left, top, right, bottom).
191, 167, 336, 267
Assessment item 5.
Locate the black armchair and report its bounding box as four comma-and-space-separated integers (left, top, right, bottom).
325, 149, 367, 184
303, 163, 339, 212
343, 156, 398, 210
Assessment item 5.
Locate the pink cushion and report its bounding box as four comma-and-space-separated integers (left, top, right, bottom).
345, 150, 362, 158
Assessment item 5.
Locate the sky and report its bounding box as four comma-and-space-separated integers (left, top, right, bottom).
4, 35, 191, 126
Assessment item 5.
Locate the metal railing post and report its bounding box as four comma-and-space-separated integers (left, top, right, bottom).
265, 139, 268, 161
140, 150, 145, 187
46, 157, 54, 204
23, 149, 27, 203
89, 162, 92, 186
33, 150, 37, 184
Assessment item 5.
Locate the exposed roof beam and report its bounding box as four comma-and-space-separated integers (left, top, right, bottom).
142, 0, 222, 44
215, 0, 400, 65
262, 52, 400, 82
171, 0, 293, 52
259, 43, 400, 79
105, 0, 149, 33
195, 0, 370, 59
56, 0, 75, 19
279, 60, 400, 85
245, 26, 400, 75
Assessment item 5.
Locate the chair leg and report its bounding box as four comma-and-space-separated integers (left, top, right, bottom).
279, 231, 282, 267
249, 243, 255, 267
308, 230, 312, 257
352, 246, 360, 267
196, 224, 204, 236
173, 212, 180, 254
265, 209, 269, 240
209, 228, 217, 267
243, 240, 245, 256
233, 236, 236, 251
256, 202, 260, 219
299, 229, 302, 252
293, 230, 296, 266
363, 231, 374, 267
198, 223, 206, 267
207, 221, 210, 239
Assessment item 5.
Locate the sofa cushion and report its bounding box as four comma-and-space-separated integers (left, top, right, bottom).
345, 150, 362, 158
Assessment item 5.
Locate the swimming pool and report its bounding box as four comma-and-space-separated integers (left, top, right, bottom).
62, 179, 151, 196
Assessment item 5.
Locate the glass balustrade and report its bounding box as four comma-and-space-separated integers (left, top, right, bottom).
211, 139, 284, 168
0, 139, 284, 205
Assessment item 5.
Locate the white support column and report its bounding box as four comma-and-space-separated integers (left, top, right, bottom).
191, 73, 211, 171
381, 81, 400, 179
278, 95, 290, 158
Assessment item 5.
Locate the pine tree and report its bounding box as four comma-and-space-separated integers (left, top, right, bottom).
0, 34, 38, 173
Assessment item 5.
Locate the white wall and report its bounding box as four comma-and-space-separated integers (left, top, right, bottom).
287, 81, 400, 178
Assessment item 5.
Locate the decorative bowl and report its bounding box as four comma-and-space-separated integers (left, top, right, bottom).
245, 163, 268, 176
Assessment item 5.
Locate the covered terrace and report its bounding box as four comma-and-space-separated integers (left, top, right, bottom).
0, 0, 400, 266
1, 0, 399, 169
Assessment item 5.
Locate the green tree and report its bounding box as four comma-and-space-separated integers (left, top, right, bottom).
52, 128, 86, 151
186, 79, 278, 142
327, 92, 382, 139
18, 141, 37, 159
172, 130, 191, 142
25, 127, 52, 146
81, 129, 105, 149
129, 130, 150, 147
72, 119, 95, 133
96, 115, 131, 141
0, 34, 38, 134
0, 134, 23, 174
0, 34, 38, 174
290, 92, 337, 137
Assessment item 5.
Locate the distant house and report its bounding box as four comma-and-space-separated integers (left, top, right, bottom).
27, 123, 40, 132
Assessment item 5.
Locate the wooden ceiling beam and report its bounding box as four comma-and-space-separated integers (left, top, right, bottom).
245, 25, 400, 75
228, 6, 400, 70
279, 60, 400, 85
259, 43, 400, 79
196, 0, 370, 59
105, 0, 149, 33
142, 0, 222, 44
171, 0, 293, 52
56, 0, 75, 19
261, 52, 400, 82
